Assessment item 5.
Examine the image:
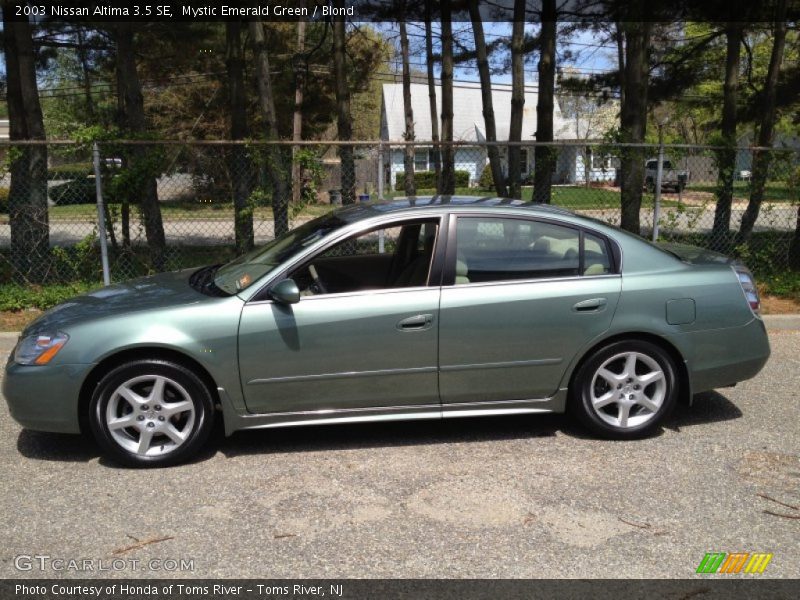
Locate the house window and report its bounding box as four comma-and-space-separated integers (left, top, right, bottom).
414, 150, 429, 172
591, 151, 614, 170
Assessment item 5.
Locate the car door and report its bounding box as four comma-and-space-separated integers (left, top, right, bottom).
238, 218, 443, 414
439, 214, 621, 404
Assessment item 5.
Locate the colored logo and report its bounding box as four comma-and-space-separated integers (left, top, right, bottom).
696, 552, 773, 574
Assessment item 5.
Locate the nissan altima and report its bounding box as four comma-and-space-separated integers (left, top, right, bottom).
3, 197, 770, 467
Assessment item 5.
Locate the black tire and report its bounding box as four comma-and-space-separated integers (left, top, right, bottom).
89, 360, 215, 467
569, 340, 677, 440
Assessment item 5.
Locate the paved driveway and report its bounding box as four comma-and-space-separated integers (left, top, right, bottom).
0, 326, 798, 579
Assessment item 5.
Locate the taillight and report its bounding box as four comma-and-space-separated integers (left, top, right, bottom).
734, 265, 760, 315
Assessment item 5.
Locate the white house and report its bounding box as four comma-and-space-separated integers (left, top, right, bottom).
380, 82, 618, 189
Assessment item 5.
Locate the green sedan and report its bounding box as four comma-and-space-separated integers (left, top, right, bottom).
3, 197, 770, 467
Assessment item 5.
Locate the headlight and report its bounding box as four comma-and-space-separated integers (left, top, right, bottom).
13, 332, 70, 366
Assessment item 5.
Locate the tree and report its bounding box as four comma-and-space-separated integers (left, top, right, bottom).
333, 10, 355, 204
424, 1, 441, 190
292, 14, 307, 206
508, 0, 526, 199
400, 19, 417, 195
737, 2, 788, 245
226, 20, 254, 254
618, 20, 652, 234
711, 23, 744, 251
558, 72, 615, 187
440, 0, 455, 195
469, 0, 506, 197
250, 18, 292, 236
533, 0, 557, 204
113, 22, 167, 270
2, 4, 49, 282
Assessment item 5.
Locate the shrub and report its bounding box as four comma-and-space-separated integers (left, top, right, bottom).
49, 176, 97, 205
48, 162, 93, 180
0, 187, 8, 214
478, 164, 494, 190
395, 170, 469, 191
0, 282, 99, 312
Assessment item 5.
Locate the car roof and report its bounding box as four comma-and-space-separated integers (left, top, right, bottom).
333, 196, 577, 223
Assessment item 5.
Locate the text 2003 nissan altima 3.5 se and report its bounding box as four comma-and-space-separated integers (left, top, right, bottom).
4, 198, 770, 467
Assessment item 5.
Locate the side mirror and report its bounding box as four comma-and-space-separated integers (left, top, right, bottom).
270, 279, 300, 304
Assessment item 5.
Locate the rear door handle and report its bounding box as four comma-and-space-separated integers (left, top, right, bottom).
573, 298, 607, 312
397, 314, 433, 331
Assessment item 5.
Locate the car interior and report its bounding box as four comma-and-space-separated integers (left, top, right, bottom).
290, 220, 439, 295
454, 218, 611, 284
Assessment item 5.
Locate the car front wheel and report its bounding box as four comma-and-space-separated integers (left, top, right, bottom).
570, 340, 677, 439
89, 360, 214, 467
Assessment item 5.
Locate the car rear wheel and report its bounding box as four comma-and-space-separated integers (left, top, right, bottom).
570, 340, 677, 439
89, 360, 214, 467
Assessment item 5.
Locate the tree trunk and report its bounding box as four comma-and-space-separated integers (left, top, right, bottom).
424, 2, 441, 190
333, 9, 355, 204
789, 203, 800, 270
711, 23, 743, 251
615, 21, 625, 107
114, 23, 166, 271
533, 0, 556, 204
440, 0, 455, 195
226, 20, 254, 254
618, 21, 651, 234
400, 20, 416, 196
469, 0, 506, 197
508, 0, 526, 199
75, 28, 95, 118
250, 18, 291, 236
737, 3, 787, 245
2, 5, 49, 282
292, 12, 306, 206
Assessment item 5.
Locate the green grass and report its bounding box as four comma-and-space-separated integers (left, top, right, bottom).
3, 185, 680, 223
0, 282, 100, 312
687, 181, 795, 202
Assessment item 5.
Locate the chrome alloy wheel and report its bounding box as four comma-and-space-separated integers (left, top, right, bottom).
589, 351, 667, 429
105, 375, 196, 457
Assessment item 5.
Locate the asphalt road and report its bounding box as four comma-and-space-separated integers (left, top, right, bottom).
0, 326, 798, 579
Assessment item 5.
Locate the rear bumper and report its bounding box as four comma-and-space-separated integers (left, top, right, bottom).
676, 318, 770, 394
2, 361, 93, 434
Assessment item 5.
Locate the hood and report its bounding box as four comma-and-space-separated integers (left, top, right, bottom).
24, 268, 219, 335
656, 242, 737, 266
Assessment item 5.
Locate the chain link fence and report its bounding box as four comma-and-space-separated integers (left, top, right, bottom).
1, 140, 798, 287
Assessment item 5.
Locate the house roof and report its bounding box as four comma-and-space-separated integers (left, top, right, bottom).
381, 81, 575, 143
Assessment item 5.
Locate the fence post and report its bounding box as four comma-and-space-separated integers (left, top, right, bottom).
652, 130, 665, 242
92, 142, 111, 286
377, 141, 384, 201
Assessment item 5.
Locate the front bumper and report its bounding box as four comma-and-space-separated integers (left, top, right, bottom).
3, 360, 94, 434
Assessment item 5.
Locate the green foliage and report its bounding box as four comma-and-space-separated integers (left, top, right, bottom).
294, 149, 326, 204
51, 233, 102, 282
759, 271, 800, 300
478, 164, 494, 190
48, 162, 93, 179
0, 282, 99, 312
0, 187, 8, 214
49, 177, 96, 205
396, 170, 469, 191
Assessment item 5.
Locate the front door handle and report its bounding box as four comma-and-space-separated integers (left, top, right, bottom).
573, 298, 608, 312
397, 314, 433, 331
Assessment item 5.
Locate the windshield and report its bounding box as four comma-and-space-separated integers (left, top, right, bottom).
214, 213, 347, 294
